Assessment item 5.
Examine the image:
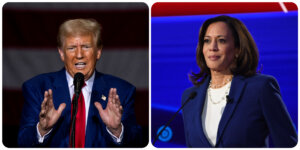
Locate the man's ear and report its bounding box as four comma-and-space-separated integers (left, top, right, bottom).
96, 48, 102, 60
58, 48, 65, 62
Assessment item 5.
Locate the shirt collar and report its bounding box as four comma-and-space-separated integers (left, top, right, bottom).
66, 71, 95, 93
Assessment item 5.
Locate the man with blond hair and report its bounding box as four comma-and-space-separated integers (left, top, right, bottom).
18, 19, 141, 147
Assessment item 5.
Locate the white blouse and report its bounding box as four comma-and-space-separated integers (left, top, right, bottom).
201, 81, 231, 146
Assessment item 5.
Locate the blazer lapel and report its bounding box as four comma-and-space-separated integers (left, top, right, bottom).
85, 71, 110, 146
216, 75, 246, 146
195, 77, 212, 147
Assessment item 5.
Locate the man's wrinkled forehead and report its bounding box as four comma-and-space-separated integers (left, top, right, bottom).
62, 34, 95, 47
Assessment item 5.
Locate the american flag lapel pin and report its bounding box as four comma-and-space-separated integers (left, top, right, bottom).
101, 95, 106, 101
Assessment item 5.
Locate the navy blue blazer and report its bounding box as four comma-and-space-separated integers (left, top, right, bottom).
18, 68, 141, 147
181, 74, 297, 147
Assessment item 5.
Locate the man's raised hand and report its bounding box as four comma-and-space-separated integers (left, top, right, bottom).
38, 89, 66, 136
94, 88, 123, 137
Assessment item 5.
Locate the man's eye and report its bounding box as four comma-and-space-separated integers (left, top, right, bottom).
67, 47, 75, 50
82, 45, 91, 49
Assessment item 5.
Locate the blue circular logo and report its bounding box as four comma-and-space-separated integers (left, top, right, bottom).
157, 126, 173, 142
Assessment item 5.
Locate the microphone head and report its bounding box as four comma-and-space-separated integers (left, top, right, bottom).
74, 72, 84, 94
74, 72, 84, 84
188, 91, 197, 100
226, 95, 232, 103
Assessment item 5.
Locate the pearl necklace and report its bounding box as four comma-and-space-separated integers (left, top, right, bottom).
209, 76, 233, 88
208, 77, 233, 104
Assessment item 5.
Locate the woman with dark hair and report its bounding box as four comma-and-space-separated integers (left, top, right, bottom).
181, 15, 297, 147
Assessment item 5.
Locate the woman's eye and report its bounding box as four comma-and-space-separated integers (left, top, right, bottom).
204, 39, 210, 43
219, 39, 226, 43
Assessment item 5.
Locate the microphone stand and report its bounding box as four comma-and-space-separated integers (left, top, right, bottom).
153, 92, 197, 145
70, 72, 84, 147
70, 93, 80, 148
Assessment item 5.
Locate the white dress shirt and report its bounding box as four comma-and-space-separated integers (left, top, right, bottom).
202, 81, 231, 146
37, 71, 123, 144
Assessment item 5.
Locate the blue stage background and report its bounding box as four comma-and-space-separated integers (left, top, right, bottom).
151, 11, 298, 147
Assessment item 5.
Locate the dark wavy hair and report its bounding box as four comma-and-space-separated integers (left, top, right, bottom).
189, 15, 259, 86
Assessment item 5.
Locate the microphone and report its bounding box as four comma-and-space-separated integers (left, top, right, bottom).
74, 72, 85, 97
153, 91, 197, 145
226, 95, 233, 103
70, 72, 84, 147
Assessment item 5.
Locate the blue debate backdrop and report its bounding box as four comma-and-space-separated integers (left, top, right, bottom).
151, 11, 298, 147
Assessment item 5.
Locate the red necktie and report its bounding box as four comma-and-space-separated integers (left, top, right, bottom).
70, 83, 86, 147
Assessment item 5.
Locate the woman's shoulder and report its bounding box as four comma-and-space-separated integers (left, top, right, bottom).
245, 73, 278, 83
181, 79, 209, 104
241, 73, 280, 89
181, 85, 198, 101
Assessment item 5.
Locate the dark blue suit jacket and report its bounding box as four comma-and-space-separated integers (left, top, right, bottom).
181, 74, 297, 147
18, 68, 141, 147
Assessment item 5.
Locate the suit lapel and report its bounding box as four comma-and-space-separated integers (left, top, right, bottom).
195, 77, 212, 147
51, 68, 72, 146
85, 71, 110, 146
216, 75, 246, 146
52, 68, 71, 119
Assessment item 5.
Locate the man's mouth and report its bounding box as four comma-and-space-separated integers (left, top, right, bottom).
75, 62, 86, 69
